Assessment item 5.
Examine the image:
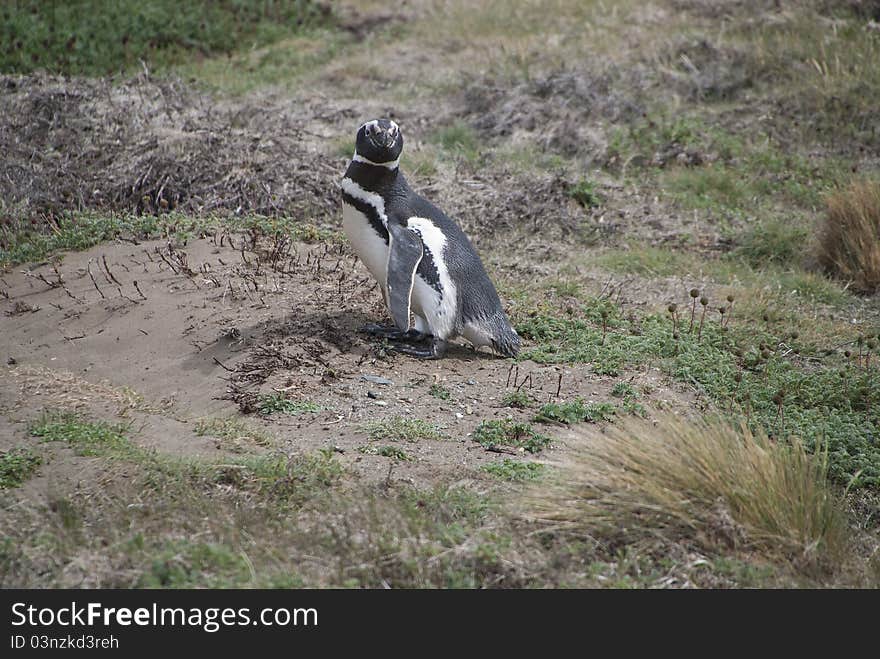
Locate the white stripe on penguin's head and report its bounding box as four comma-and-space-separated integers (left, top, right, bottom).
354, 119, 402, 168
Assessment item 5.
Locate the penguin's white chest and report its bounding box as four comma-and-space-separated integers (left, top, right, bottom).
342, 201, 389, 287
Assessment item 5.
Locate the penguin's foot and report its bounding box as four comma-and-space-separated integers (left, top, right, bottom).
387, 337, 448, 360
360, 323, 425, 342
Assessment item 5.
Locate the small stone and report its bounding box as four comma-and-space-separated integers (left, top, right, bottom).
362, 374, 393, 386
367, 391, 381, 399
466, 379, 476, 385
6, 357, 16, 365
374, 400, 388, 407
466, 405, 473, 415
455, 412, 464, 419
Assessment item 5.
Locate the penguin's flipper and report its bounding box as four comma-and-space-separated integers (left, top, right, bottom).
385, 222, 424, 331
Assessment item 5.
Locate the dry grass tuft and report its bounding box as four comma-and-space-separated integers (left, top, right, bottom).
818, 179, 880, 294
523, 415, 850, 571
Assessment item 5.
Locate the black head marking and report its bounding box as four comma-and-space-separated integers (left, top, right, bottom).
355, 119, 403, 166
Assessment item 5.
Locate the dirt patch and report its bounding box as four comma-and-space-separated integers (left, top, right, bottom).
0, 229, 695, 493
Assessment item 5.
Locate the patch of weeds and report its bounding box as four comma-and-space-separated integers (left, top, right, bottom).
611, 382, 638, 399
547, 280, 582, 298
0, 448, 43, 489
516, 288, 880, 486
0, 0, 331, 76
429, 384, 451, 400
567, 179, 602, 208
358, 445, 412, 461
481, 459, 544, 481
378, 446, 412, 461
0, 211, 342, 268
30, 412, 132, 458
502, 390, 532, 409
257, 393, 321, 416
472, 420, 551, 454
735, 218, 810, 268
193, 417, 273, 450
234, 450, 344, 503
818, 178, 880, 294
611, 382, 647, 417
533, 400, 616, 425
430, 122, 482, 163
365, 417, 443, 442
594, 246, 698, 278
136, 540, 253, 588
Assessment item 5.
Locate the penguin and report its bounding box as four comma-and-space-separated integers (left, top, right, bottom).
340, 118, 520, 359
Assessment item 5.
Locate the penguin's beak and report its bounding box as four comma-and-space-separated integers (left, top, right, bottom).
372, 128, 395, 149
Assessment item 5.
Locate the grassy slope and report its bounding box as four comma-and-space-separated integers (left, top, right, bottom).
2, 0, 879, 587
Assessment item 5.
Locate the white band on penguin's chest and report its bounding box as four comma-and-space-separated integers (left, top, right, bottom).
341, 177, 388, 226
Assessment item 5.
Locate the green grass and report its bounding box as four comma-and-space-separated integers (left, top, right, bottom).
430, 122, 482, 164
364, 417, 443, 443
175, 27, 349, 95
567, 179, 602, 208
515, 294, 880, 487
611, 382, 647, 417
0, 448, 42, 489
429, 384, 452, 401
593, 246, 717, 278
193, 417, 273, 450
0, 211, 342, 268
29, 410, 343, 503
136, 539, 255, 588
501, 390, 532, 409
481, 459, 544, 481
533, 400, 616, 425
257, 393, 321, 416
735, 217, 811, 268
358, 444, 413, 461
30, 412, 131, 457
472, 420, 551, 454
0, 0, 330, 76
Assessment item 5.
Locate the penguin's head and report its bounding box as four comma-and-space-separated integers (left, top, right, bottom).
354, 119, 403, 167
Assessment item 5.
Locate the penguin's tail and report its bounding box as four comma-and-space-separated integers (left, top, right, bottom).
489, 314, 521, 358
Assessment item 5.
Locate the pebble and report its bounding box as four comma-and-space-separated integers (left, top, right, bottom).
367, 391, 381, 399
362, 374, 393, 386
455, 413, 464, 419
466, 379, 476, 385
374, 400, 388, 407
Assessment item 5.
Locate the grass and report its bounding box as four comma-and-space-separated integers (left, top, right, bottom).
430, 122, 482, 164
358, 444, 412, 461
137, 539, 257, 588
28, 410, 342, 504
567, 179, 602, 208
193, 417, 273, 451
735, 218, 811, 268
472, 419, 551, 454
525, 415, 850, 570
30, 412, 131, 457
501, 390, 532, 409
0, 211, 342, 269
0, 0, 330, 77
429, 384, 452, 401
481, 459, 544, 481
0, 448, 42, 489
257, 393, 321, 416
364, 417, 443, 443
818, 179, 880, 294
514, 294, 880, 487
533, 400, 616, 425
